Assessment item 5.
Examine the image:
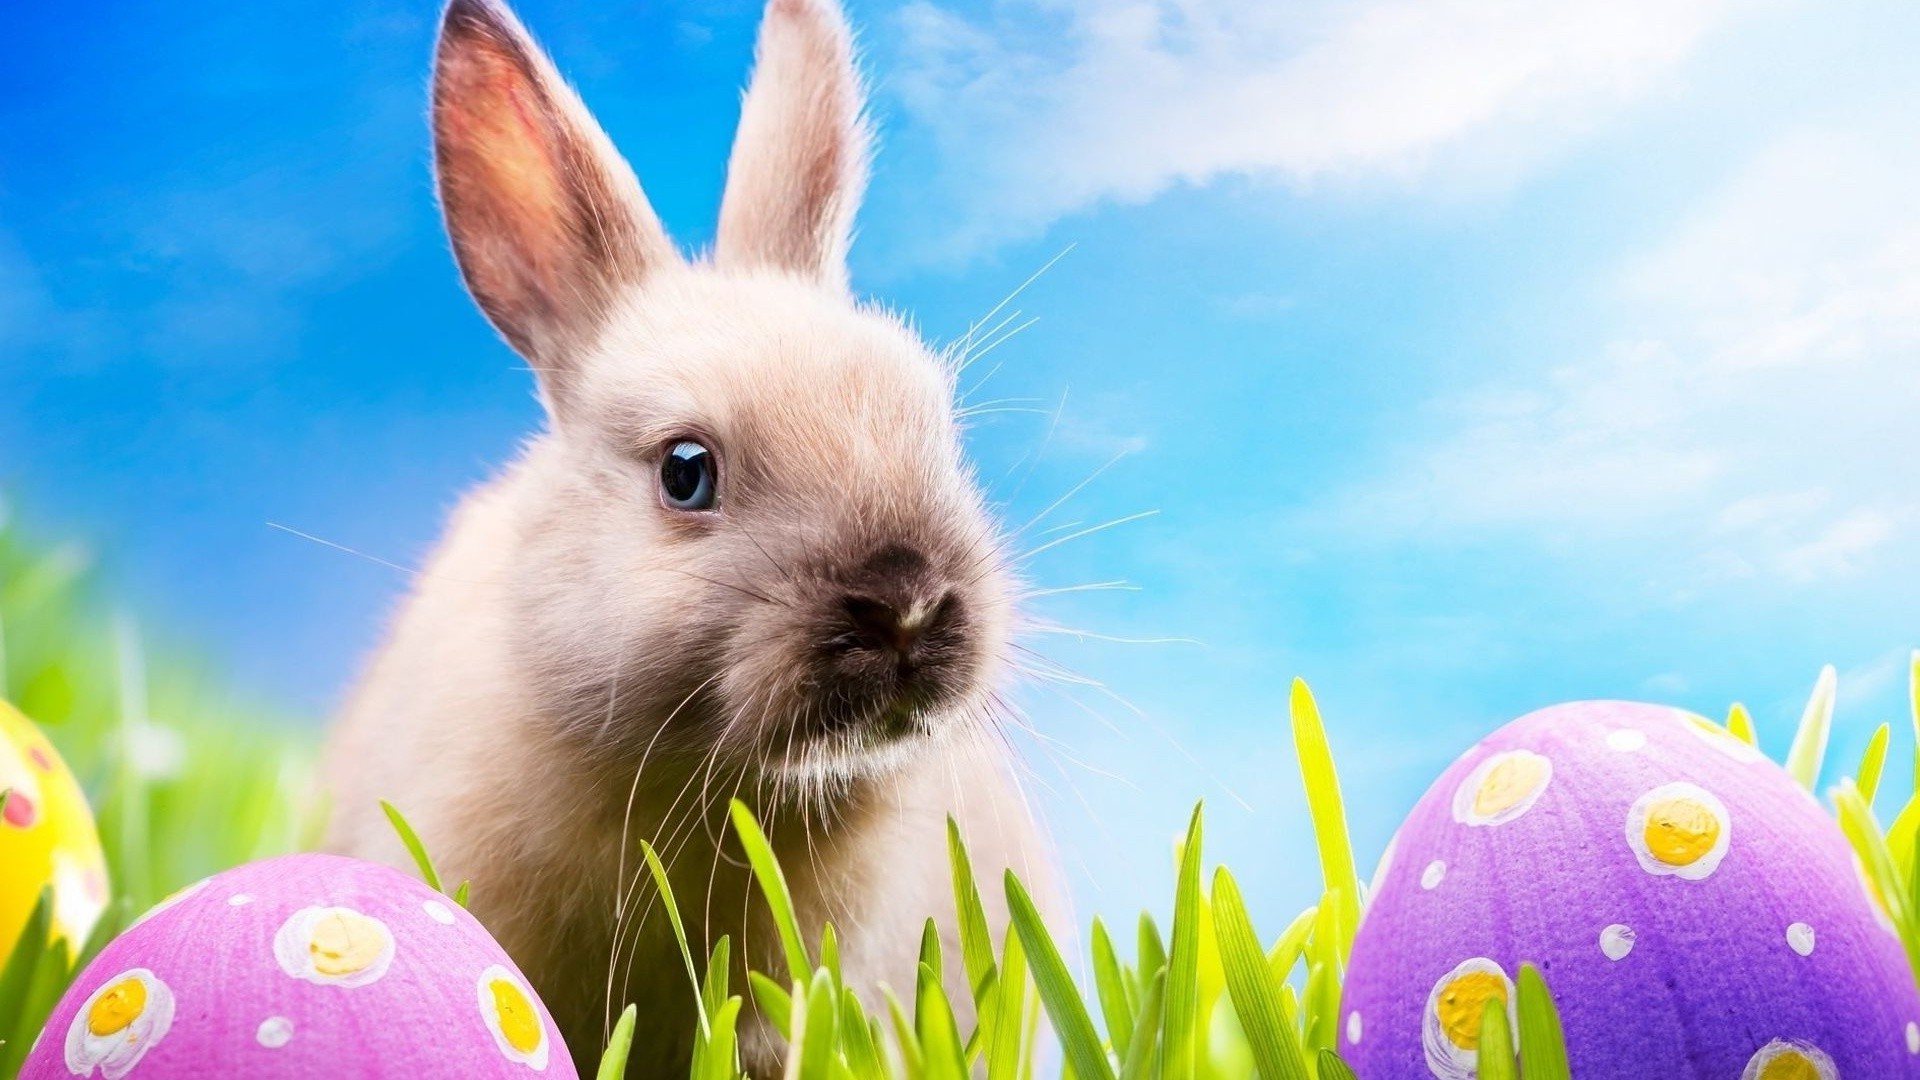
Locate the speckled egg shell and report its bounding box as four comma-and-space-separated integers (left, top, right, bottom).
0, 699, 109, 961
23, 853, 578, 1078
1340, 700, 1920, 1080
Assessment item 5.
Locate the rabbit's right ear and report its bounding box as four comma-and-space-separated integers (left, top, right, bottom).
432, 0, 677, 397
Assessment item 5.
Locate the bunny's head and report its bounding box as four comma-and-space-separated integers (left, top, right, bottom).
430, 0, 1014, 790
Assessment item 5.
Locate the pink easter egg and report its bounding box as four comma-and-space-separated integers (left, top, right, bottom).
23, 853, 578, 1078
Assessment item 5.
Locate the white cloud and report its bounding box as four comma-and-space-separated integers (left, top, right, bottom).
1330, 127, 1920, 586
888, 0, 1737, 255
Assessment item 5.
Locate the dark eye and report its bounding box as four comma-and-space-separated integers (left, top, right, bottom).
660, 440, 717, 511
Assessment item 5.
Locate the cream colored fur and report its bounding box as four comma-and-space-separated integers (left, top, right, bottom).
322, 0, 1052, 1075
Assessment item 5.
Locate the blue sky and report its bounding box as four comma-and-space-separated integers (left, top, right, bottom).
4, 0, 1920, 932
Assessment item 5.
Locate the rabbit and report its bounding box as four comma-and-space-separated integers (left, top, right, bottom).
320, 0, 1056, 1075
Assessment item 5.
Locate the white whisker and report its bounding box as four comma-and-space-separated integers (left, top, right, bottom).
1021, 509, 1159, 562
953, 243, 1075, 364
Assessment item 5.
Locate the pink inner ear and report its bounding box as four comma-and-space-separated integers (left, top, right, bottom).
436, 40, 578, 338
429, 0, 670, 372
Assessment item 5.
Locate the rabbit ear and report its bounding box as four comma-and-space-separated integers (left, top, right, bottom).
432, 0, 676, 389
714, 0, 872, 290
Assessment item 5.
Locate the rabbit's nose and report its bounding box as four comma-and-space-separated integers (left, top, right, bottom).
841, 593, 953, 661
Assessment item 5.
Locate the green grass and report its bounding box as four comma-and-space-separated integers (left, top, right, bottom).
3, 504, 1917, 1078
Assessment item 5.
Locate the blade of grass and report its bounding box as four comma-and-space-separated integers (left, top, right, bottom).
883, 987, 923, 1077
1091, 919, 1134, 1053
1859, 722, 1892, 807
640, 840, 710, 1036
1019, 985, 1041, 1080
378, 799, 444, 893
1834, 780, 1920, 977
1785, 665, 1838, 791
1302, 896, 1344, 1051
1912, 650, 1920, 791
961, 971, 994, 1068
1316, 1050, 1360, 1080
1477, 997, 1518, 1080
920, 917, 942, 983
1211, 867, 1310, 1080
1726, 702, 1756, 747
1117, 969, 1165, 1080
797, 968, 840, 1080
704, 936, 733, 1022
917, 961, 968, 1080
1005, 870, 1115, 1080
1290, 680, 1361, 962
750, 971, 794, 1038
1160, 802, 1204, 1080
1892, 794, 1920, 882
1514, 964, 1570, 1080
0, 890, 55, 1073
987, 923, 1029, 1080
947, 817, 997, 998
730, 799, 810, 981
821, 922, 841, 984
1303, 959, 1335, 1054
841, 988, 885, 1080
700, 998, 743, 1080
1266, 906, 1317, 984
1137, 913, 1167, 983
784, 979, 811, 1080
596, 1003, 638, 1080
1908, 816, 1920, 945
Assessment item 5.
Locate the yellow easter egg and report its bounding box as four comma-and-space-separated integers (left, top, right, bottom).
0, 698, 109, 961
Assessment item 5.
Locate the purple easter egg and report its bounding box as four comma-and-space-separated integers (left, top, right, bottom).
24, 853, 578, 1078
1340, 701, 1920, 1080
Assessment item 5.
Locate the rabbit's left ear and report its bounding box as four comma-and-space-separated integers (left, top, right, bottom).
714, 0, 872, 290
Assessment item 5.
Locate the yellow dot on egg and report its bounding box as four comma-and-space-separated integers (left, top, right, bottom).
1473, 754, 1549, 819
489, 977, 543, 1055
86, 976, 147, 1037
309, 910, 387, 977
1758, 1050, 1821, 1080
1643, 796, 1721, 866
1435, 971, 1507, 1052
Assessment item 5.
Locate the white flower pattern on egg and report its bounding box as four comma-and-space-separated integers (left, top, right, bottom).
478, 964, 550, 1070
1741, 1039, 1835, 1080
273, 906, 395, 988
64, 968, 174, 1079
1421, 957, 1514, 1080
1452, 750, 1552, 827
1599, 923, 1635, 961
257, 1015, 294, 1048
1786, 922, 1815, 957
1625, 782, 1731, 881
1605, 728, 1646, 752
